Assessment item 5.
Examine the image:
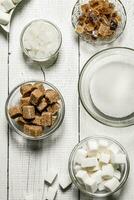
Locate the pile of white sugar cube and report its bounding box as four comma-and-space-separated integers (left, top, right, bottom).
74, 138, 126, 193
0, 0, 22, 26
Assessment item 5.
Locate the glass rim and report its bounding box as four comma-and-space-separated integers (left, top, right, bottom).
71, 0, 127, 45
68, 135, 130, 198
20, 19, 62, 62
78, 47, 134, 127
5, 80, 65, 141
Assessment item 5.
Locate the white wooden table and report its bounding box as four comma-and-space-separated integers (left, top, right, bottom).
1, 0, 134, 199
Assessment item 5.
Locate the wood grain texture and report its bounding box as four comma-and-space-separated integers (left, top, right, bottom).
0, 0, 134, 200
0, 31, 8, 200
8, 0, 79, 200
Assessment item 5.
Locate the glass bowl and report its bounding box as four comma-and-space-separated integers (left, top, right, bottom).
78, 47, 134, 127
69, 136, 130, 198
71, 0, 127, 45
5, 81, 65, 140
20, 19, 62, 66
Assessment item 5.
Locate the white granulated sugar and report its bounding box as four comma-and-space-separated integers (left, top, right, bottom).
23, 21, 60, 60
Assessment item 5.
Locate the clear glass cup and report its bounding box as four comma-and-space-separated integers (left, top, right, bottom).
69, 136, 130, 198
71, 0, 127, 45
5, 81, 65, 140
20, 19, 62, 67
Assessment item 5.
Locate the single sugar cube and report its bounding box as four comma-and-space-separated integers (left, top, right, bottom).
2, 0, 15, 12
87, 140, 99, 156
0, 10, 10, 25
111, 154, 126, 164
81, 157, 98, 168
102, 164, 114, 180
98, 182, 105, 191
84, 177, 98, 193
99, 153, 110, 164
59, 174, 72, 190
45, 170, 57, 185
76, 170, 89, 184
104, 177, 120, 192
108, 144, 120, 155
75, 148, 87, 165
99, 139, 109, 150
114, 170, 121, 180
91, 170, 102, 184
46, 187, 58, 200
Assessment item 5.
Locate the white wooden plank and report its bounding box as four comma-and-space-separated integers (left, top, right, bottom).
8, 0, 79, 200
0, 32, 8, 200
79, 0, 134, 199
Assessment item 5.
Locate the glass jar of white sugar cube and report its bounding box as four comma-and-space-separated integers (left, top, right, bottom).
20, 19, 62, 67
68, 136, 130, 198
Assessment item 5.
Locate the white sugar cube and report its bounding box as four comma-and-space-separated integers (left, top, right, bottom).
99, 139, 109, 150
108, 144, 120, 155
102, 164, 114, 180
0, 10, 10, 25
46, 187, 58, 200
104, 177, 120, 192
87, 140, 99, 156
59, 174, 72, 190
84, 177, 98, 193
114, 170, 121, 180
111, 154, 126, 164
91, 163, 100, 172
91, 170, 102, 184
81, 157, 98, 168
2, 0, 15, 12
98, 182, 105, 191
99, 153, 110, 164
45, 170, 57, 185
76, 170, 89, 184
12, 0, 22, 4
75, 148, 87, 165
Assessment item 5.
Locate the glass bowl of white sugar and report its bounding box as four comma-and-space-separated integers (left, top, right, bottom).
20, 19, 62, 67
69, 136, 130, 198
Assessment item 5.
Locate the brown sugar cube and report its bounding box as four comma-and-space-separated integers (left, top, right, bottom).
9, 106, 22, 119
75, 25, 85, 34
98, 23, 113, 37
85, 23, 94, 32
41, 112, 52, 127
20, 84, 34, 97
32, 116, 43, 126
47, 103, 60, 115
20, 97, 30, 107
16, 117, 28, 126
32, 82, 46, 95
37, 98, 47, 112
81, 4, 90, 15
23, 106, 35, 119
30, 89, 44, 105
45, 89, 60, 104
52, 116, 57, 126
24, 124, 43, 136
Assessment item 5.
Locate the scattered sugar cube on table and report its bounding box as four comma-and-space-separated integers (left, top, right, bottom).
59, 173, 72, 190
45, 170, 57, 185
46, 187, 58, 200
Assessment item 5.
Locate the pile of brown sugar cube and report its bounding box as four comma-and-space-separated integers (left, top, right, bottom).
8, 82, 61, 137
75, 0, 122, 40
